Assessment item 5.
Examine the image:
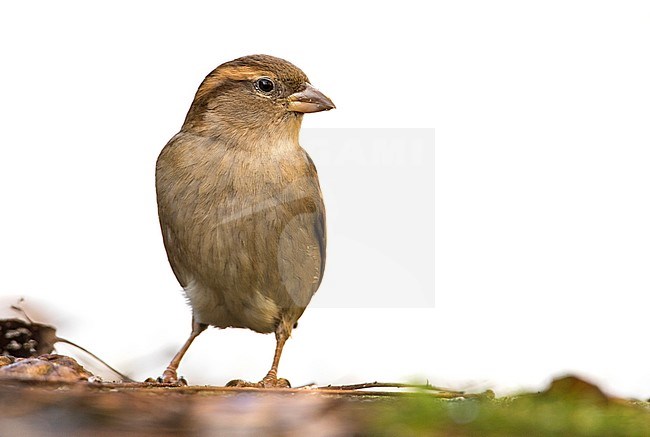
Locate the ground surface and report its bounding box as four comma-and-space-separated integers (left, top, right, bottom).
0, 355, 649, 436
1, 379, 649, 436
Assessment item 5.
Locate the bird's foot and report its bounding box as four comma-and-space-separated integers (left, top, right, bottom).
260, 375, 291, 388
149, 368, 188, 386
226, 376, 291, 388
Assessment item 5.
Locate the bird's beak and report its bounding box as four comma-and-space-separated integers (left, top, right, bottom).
287, 83, 335, 113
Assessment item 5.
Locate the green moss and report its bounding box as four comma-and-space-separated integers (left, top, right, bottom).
368, 394, 650, 436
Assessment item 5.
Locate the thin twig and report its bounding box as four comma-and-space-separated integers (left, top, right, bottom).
317, 381, 465, 394
11, 299, 34, 324
56, 337, 135, 383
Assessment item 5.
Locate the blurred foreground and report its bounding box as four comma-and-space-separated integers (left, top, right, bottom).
0, 355, 649, 437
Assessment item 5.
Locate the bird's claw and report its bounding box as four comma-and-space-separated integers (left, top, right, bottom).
261, 376, 291, 388
225, 379, 249, 387
154, 369, 188, 386
226, 377, 291, 388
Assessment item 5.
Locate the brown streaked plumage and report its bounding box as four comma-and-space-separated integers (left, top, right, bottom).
155, 54, 334, 387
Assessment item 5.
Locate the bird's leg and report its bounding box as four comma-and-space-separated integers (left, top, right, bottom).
160, 318, 207, 385
259, 321, 291, 388
226, 320, 292, 388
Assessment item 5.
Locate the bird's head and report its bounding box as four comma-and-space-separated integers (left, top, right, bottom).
181, 54, 335, 143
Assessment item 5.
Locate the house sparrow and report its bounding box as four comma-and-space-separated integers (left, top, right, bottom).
155, 55, 334, 387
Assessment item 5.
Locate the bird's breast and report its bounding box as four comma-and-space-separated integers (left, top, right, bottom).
156, 133, 325, 331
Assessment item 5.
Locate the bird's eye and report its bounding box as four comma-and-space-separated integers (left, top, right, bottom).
255, 77, 275, 94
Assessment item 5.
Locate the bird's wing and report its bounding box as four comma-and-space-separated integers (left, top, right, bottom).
306, 152, 326, 291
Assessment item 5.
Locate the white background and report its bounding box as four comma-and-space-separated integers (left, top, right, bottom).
1, 1, 649, 398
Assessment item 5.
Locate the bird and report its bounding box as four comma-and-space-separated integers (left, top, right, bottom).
155, 54, 334, 387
